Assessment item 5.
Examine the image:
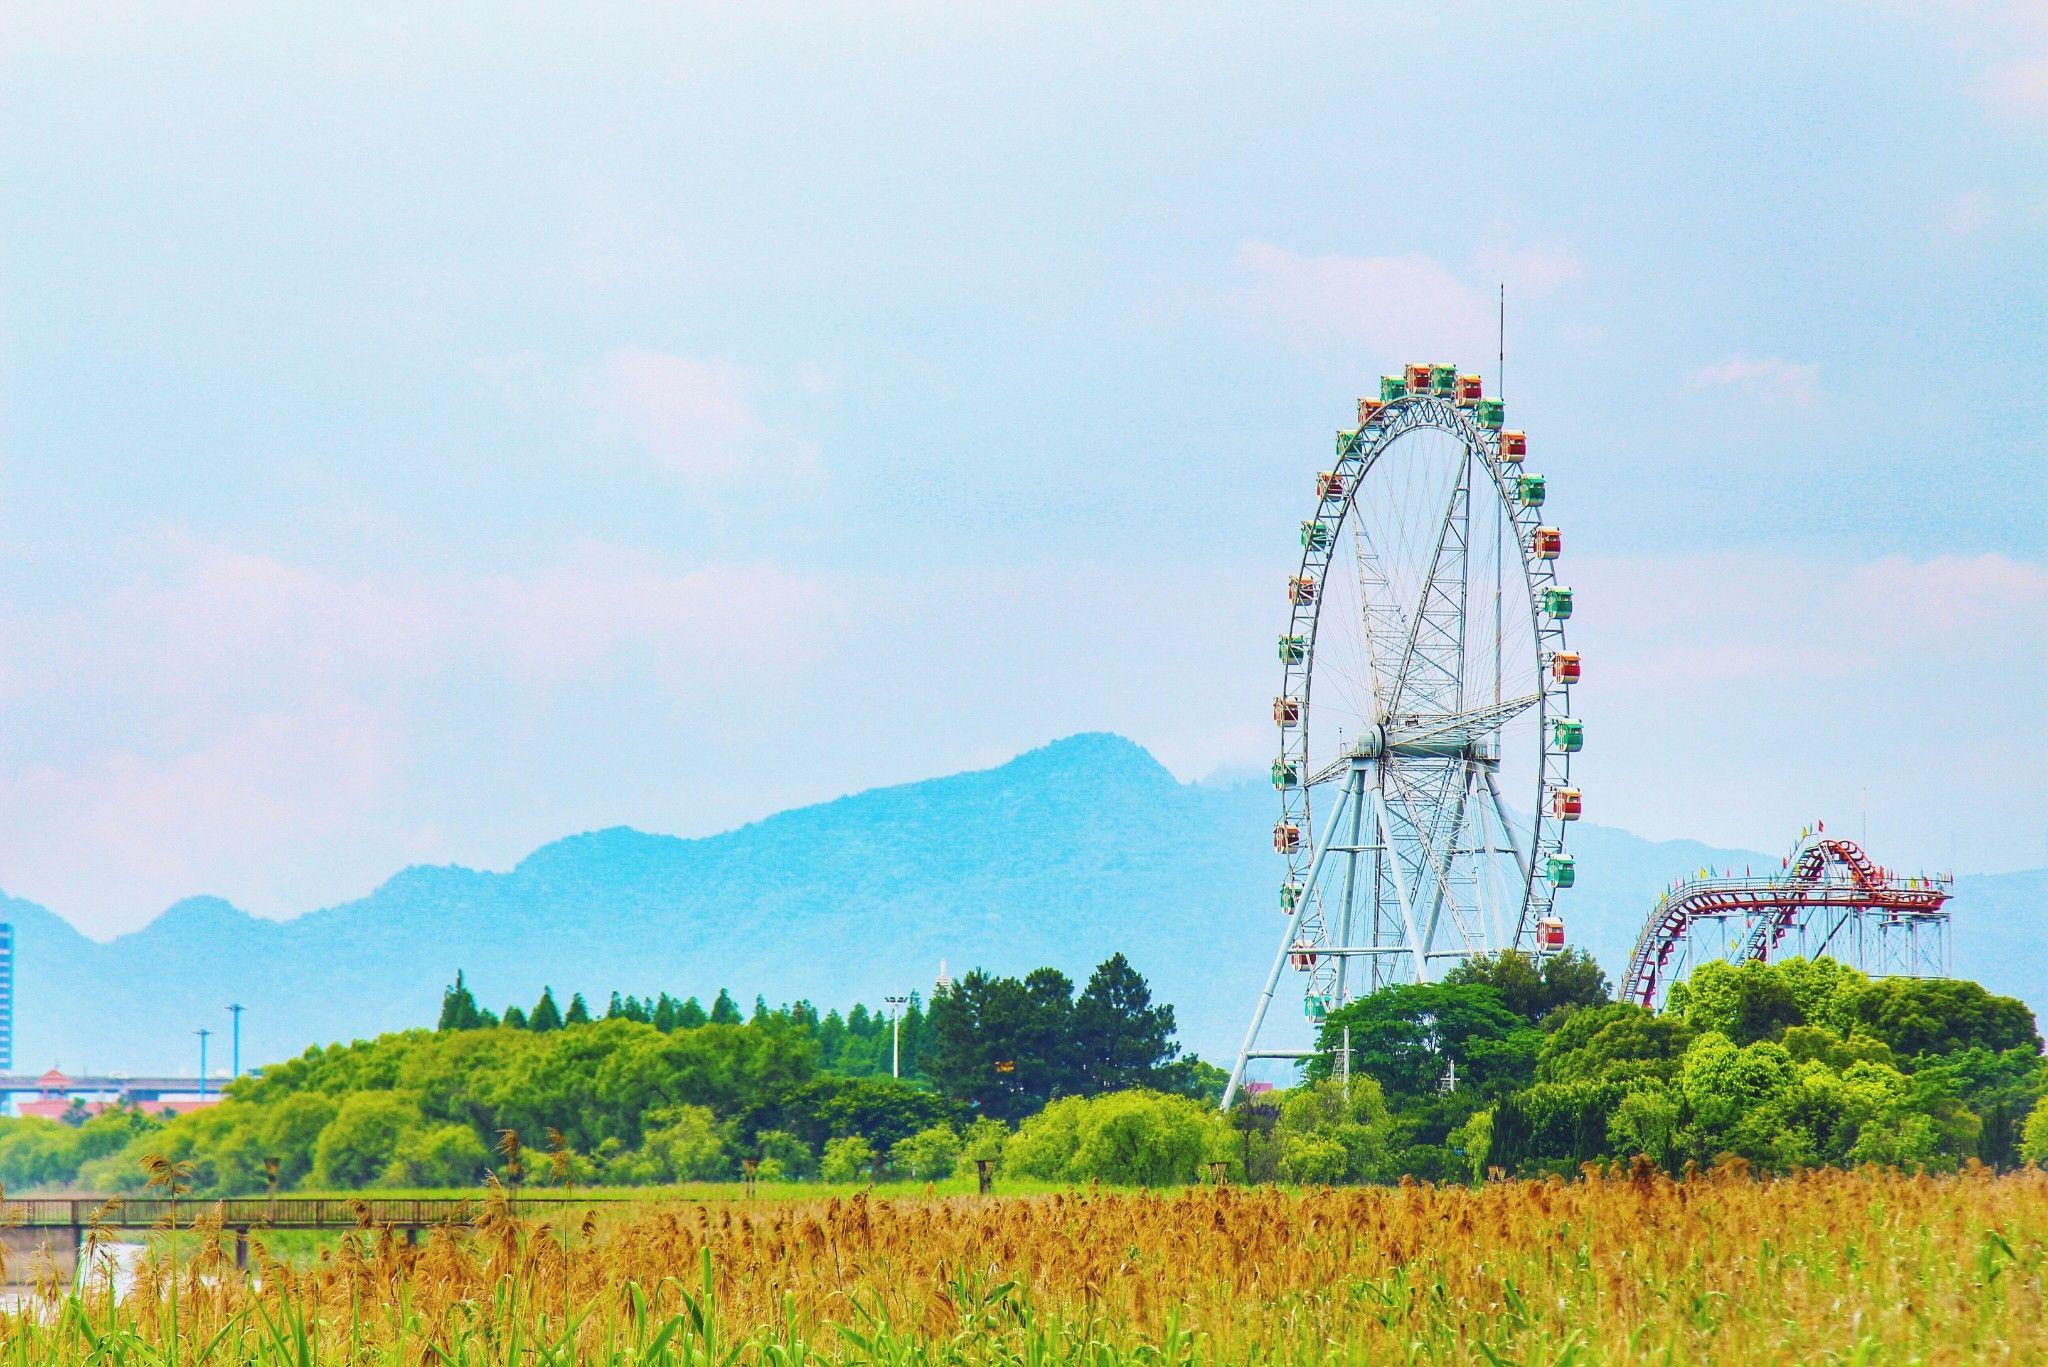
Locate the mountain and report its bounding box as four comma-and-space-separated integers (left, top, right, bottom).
5, 733, 2041, 1075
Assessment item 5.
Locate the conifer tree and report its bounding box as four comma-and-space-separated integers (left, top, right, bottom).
565, 992, 592, 1026
710, 989, 743, 1025
503, 1005, 528, 1030
438, 971, 485, 1032
678, 995, 709, 1027
530, 988, 564, 1032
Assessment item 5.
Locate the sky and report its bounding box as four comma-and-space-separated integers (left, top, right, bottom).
1, 2, 2044, 937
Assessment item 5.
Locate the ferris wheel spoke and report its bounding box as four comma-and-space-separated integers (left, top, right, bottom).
1387, 442, 1472, 719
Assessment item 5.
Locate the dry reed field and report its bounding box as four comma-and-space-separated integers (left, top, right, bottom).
7, 1163, 2045, 1364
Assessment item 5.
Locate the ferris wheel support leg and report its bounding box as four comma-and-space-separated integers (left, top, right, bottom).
1332, 765, 1368, 1007
1412, 774, 1474, 970
1222, 777, 1356, 1111
1371, 788, 1431, 985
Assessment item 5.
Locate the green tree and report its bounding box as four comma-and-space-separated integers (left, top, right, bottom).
391, 1123, 489, 1187
1847, 978, 2039, 1058
2022, 1103, 2048, 1167
709, 990, 743, 1026
889, 1122, 962, 1180
564, 993, 592, 1027
819, 1135, 874, 1182
1006, 1091, 1225, 1186
312, 1092, 422, 1189
1315, 983, 1539, 1099
438, 971, 486, 1032
503, 1005, 529, 1030
261, 1092, 340, 1187
642, 1104, 729, 1181
529, 989, 565, 1033
1072, 954, 1180, 1092
1443, 949, 1611, 1026
925, 968, 1079, 1121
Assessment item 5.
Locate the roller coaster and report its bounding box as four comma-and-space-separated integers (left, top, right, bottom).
1621, 828, 1953, 1009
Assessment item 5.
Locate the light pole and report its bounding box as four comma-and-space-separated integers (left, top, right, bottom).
196, 1029, 212, 1099
227, 1004, 245, 1082
884, 995, 909, 1079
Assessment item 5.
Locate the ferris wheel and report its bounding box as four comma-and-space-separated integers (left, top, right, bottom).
1223, 364, 1579, 1106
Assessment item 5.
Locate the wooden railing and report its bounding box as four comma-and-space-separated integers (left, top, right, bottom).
2, 1195, 628, 1230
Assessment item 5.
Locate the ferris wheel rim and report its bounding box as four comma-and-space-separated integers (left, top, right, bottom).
1275, 393, 1570, 970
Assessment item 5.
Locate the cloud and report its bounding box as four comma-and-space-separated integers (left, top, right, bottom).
1231, 241, 1582, 363
1233, 244, 1498, 361
589, 349, 792, 481
1568, 551, 2047, 871
1983, 56, 2048, 121
0, 537, 838, 929
1687, 355, 1820, 406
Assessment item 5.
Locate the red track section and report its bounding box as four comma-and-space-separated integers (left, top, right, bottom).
1621, 838, 1950, 1007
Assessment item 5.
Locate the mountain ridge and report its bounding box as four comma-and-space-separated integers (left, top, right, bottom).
5, 733, 2038, 1075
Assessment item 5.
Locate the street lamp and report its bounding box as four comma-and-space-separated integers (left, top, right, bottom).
196, 1029, 212, 1099
227, 1004, 245, 1082
884, 995, 909, 1079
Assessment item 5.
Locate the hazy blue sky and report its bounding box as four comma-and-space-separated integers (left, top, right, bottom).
3, 3, 2044, 934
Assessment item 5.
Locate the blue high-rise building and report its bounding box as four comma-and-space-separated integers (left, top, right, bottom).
0, 923, 13, 1071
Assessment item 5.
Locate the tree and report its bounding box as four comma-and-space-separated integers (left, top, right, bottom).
1005, 1092, 1225, 1186
438, 972, 486, 1032
819, 1135, 874, 1183
564, 993, 592, 1027
709, 990, 743, 1026
1315, 983, 1539, 1100
503, 1005, 529, 1030
1847, 978, 2040, 1058
1444, 950, 1611, 1026
312, 1092, 421, 1189
392, 1123, 489, 1187
529, 989, 565, 1033
924, 967, 1085, 1120
678, 996, 710, 1028
261, 1092, 340, 1187
890, 1123, 962, 1180
1073, 954, 1180, 1092
642, 1104, 728, 1181
2022, 1103, 2048, 1168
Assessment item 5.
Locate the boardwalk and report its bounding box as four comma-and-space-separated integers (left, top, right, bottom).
8, 1195, 621, 1232
2, 1195, 627, 1269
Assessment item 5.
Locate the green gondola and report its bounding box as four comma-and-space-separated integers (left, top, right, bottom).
1281, 882, 1303, 911
1476, 398, 1505, 429
1304, 993, 1329, 1022
1518, 473, 1546, 507
1300, 521, 1332, 551
1551, 718, 1584, 753
1430, 363, 1457, 395
1380, 375, 1407, 402
1546, 854, 1576, 888
1542, 587, 1573, 619
1271, 758, 1299, 789
1278, 633, 1308, 663
1335, 428, 1360, 455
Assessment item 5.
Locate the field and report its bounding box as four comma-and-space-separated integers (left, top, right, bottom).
5, 1164, 2044, 1364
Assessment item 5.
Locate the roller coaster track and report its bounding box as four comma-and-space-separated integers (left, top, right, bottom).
1621, 837, 1951, 1008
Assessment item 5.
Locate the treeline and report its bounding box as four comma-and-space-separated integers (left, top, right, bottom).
436, 972, 935, 1080
0, 953, 1215, 1194
1233, 952, 2048, 1182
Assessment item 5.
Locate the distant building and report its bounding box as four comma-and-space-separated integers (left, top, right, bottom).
0, 922, 12, 1073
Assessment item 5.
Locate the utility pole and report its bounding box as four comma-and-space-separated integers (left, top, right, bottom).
1340, 1025, 1352, 1105
884, 995, 909, 1079
196, 1029, 212, 1099
227, 1004, 245, 1081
